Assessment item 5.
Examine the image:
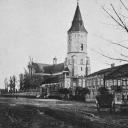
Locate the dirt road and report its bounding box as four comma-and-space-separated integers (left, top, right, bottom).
0, 97, 128, 128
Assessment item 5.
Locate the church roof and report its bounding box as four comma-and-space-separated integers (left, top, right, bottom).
68, 4, 87, 33
43, 75, 62, 84
31, 62, 69, 74
31, 63, 50, 73
43, 63, 65, 74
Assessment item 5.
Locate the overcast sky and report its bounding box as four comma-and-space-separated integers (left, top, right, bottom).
0, 0, 128, 88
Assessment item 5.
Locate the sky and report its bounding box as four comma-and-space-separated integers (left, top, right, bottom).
0, 0, 128, 88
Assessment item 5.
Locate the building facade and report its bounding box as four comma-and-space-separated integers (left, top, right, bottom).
28, 2, 91, 95
86, 64, 128, 102
66, 3, 90, 77
27, 2, 128, 101
64, 2, 91, 89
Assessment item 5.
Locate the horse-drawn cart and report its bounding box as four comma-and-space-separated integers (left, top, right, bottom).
96, 94, 115, 112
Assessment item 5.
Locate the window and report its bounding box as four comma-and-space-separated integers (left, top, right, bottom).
97, 78, 100, 85
101, 79, 103, 85
81, 67, 83, 71
93, 79, 95, 86
114, 80, 117, 85
80, 59, 84, 65
81, 44, 83, 51
127, 79, 128, 85
122, 79, 127, 86
118, 80, 121, 86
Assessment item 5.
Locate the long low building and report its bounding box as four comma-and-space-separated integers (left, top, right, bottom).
86, 63, 128, 102
28, 62, 128, 101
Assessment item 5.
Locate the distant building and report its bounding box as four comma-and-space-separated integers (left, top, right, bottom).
28, 2, 91, 95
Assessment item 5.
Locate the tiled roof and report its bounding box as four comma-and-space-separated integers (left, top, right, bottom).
32, 63, 50, 73
87, 65, 123, 78
32, 62, 69, 74
68, 4, 87, 33
43, 63, 65, 74
43, 75, 63, 84
105, 64, 128, 79
63, 67, 69, 72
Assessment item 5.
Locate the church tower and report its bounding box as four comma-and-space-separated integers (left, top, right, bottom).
67, 2, 90, 77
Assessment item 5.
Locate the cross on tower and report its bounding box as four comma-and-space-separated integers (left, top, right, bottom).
77, 0, 79, 5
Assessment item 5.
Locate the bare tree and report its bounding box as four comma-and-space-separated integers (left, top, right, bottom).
12, 75, 16, 92
19, 73, 24, 90
102, 0, 128, 33
9, 77, 13, 92
90, 47, 128, 62
92, 0, 128, 62
4, 78, 8, 91
9, 76, 17, 92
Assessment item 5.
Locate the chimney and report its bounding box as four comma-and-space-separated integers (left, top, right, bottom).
111, 63, 115, 68
53, 57, 57, 65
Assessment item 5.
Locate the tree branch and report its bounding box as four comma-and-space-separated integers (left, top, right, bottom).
120, 53, 128, 58
97, 35, 128, 50
120, 0, 128, 12
110, 4, 128, 32
90, 48, 128, 62
109, 40, 128, 50
102, 6, 125, 29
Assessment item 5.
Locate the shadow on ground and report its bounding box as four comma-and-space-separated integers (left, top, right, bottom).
0, 103, 83, 128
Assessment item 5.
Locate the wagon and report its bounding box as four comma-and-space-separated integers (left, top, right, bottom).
96, 94, 115, 112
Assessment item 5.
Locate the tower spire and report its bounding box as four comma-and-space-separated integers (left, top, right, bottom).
68, 0, 87, 33
77, 0, 79, 5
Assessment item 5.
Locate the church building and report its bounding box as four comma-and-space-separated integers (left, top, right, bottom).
28, 2, 91, 95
